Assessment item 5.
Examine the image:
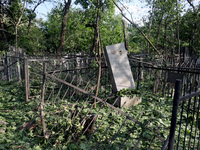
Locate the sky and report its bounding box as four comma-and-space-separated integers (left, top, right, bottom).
34, 0, 200, 26
34, 0, 150, 25
114, 1, 150, 26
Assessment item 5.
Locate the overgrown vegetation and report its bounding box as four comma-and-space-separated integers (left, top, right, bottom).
1, 0, 200, 149
0, 80, 174, 149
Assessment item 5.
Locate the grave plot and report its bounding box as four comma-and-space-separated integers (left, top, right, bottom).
1, 49, 200, 149
1, 53, 167, 149
35, 60, 167, 149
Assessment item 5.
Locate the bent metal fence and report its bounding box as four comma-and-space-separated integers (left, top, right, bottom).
2, 52, 200, 148
23, 55, 200, 104
163, 79, 200, 150
23, 54, 112, 102
37, 62, 166, 149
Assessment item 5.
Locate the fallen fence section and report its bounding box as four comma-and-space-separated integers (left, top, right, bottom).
36, 61, 166, 149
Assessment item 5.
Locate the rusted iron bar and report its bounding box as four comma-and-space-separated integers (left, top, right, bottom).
131, 63, 200, 74
179, 91, 200, 102
106, 110, 143, 149
87, 98, 118, 143
28, 59, 60, 62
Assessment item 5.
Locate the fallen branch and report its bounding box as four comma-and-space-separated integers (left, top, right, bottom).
40, 62, 48, 139
17, 115, 39, 131
112, 0, 161, 56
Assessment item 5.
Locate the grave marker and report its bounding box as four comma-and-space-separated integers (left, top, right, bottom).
105, 43, 141, 107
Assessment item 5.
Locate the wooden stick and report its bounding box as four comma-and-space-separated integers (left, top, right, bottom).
24, 58, 29, 102
40, 62, 48, 139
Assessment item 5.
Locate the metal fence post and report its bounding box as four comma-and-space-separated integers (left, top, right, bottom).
168, 79, 181, 150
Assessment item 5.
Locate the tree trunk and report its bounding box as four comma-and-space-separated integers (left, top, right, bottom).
27, 16, 33, 35
176, 0, 181, 67
94, 0, 101, 108
27, 0, 44, 35
15, 0, 26, 52
15, 0, 26, 81
122, 19, 129, 52
113, 0, 161, 56
57, 0, 72, 56
0, 1, 7, 43
91, 25, 98, 54
147, 0, 155, 54
164, 17, 168, 52
156, 13, 164, 49
186, 0, 197, 55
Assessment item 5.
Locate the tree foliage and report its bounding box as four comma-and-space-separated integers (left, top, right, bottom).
0, 0, 199, 55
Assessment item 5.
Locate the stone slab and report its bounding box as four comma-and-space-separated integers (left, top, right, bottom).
105, 43, 135, 93
115, 96, 142, 107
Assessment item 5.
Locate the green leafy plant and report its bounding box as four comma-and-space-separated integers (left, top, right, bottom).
116, 88, 141, 98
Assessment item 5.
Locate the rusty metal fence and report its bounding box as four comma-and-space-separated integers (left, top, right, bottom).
130, 60, 200, 98
1, 52, 200, 149
163, 79, 200, 150
37, 61, 166, 149
0, 51, 24, 81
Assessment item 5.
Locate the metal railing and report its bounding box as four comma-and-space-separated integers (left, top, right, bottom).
165, 79, 200, 149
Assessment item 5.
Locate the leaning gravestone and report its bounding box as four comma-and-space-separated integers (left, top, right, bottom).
105, 43, 141, 107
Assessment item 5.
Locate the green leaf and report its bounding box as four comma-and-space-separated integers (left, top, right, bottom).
79, 143, 88, 150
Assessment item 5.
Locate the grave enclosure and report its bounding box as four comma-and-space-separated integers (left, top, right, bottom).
1, 44, 200, 149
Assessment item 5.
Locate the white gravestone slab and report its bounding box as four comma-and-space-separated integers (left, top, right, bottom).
105, 43, 135, 92
105, 43, 140, 107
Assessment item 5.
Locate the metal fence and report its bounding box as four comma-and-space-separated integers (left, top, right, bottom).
130, 60, 200, 98
0, 51, 24, 81
1, 51, 200, 100
164, 79, 200, 150
1, 52, 200, 149
37, 61, 166, 149
22, 53, 112, 102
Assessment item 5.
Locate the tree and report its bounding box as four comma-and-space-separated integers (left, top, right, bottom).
26, 0, 47, 35
75, 0, 123, 53
19, 18, 46, 54
0, 0, 8, 52
57, 0, 72, 56
0, 0, 29, 51
179, 6, 200, 55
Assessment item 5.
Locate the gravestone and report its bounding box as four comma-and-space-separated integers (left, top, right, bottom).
183, 47, 190, 61
105, 43, 141, 107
